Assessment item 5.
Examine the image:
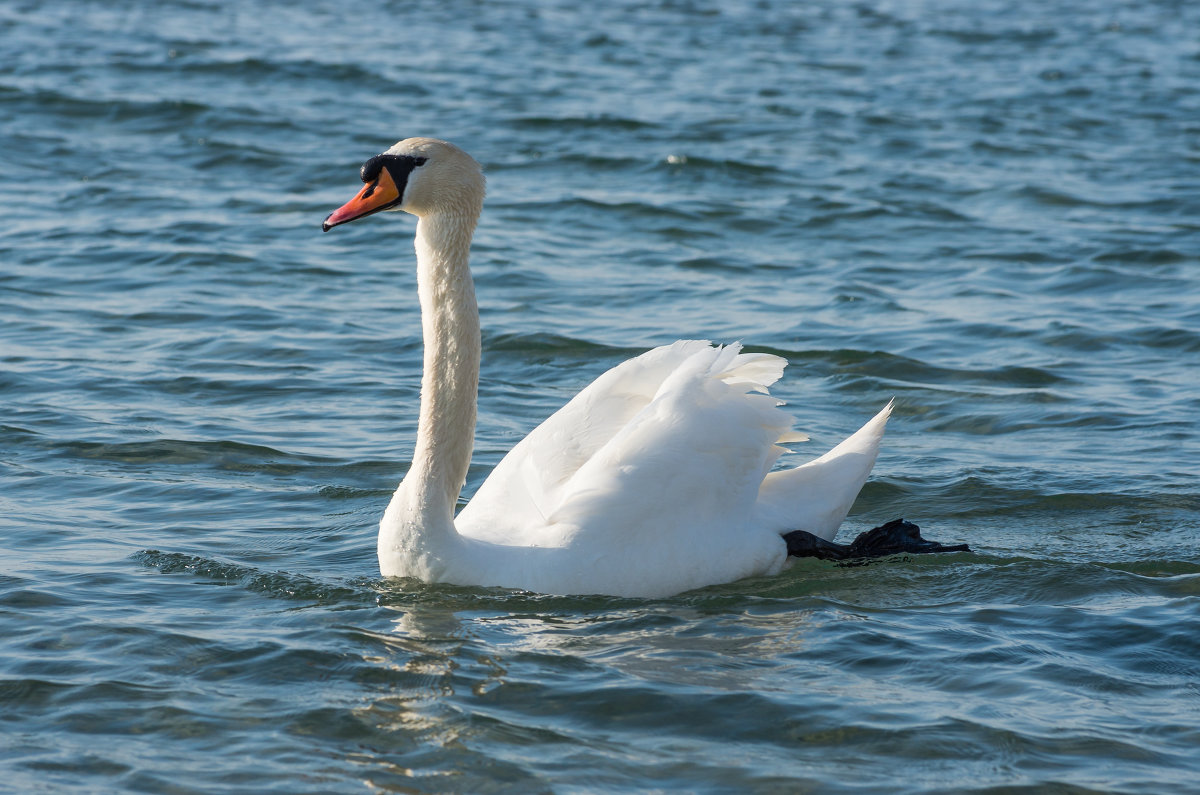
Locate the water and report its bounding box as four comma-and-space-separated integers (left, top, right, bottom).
2, 0, 1199, 791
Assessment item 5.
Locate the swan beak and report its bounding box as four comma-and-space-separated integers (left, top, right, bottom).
322, 167, 401, 231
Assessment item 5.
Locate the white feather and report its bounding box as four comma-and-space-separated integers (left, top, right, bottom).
337, 139, 891, 597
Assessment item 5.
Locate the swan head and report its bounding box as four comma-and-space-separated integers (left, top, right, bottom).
322, 138, 485, 232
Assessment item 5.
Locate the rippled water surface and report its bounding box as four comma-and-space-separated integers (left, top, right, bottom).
3, 0, 1199, 791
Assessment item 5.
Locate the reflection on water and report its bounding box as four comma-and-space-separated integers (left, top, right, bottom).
3, 0, 1199, 790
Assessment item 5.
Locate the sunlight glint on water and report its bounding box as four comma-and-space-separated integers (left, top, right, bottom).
1, 0, 1198, 792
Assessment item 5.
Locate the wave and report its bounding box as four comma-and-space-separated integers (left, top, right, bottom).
133, 550, 374, 605
509, 115, 658, 131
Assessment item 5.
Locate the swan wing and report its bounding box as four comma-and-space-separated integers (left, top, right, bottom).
456, 341, 788, 549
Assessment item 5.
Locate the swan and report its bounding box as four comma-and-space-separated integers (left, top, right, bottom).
322, 137, 900, 598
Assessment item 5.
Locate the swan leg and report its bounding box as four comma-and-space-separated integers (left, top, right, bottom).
783, 519, 969, 561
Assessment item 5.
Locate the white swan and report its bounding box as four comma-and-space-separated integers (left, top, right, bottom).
323, 138, 892, 598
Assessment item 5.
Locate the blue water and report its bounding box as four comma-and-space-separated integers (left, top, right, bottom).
3, 0, 1199, 791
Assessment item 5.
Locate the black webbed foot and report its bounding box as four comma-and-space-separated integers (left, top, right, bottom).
783, 519, 969, 562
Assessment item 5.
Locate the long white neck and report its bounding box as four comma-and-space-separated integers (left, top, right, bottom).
380, 208, 480, 575
407, 210, 481, 521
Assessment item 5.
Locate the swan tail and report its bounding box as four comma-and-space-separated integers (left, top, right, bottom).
752, 400, 893, 542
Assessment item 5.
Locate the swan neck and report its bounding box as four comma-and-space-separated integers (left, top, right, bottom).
404, 210, 481, 526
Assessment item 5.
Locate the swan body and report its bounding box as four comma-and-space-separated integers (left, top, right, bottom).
324, 138, 891, 598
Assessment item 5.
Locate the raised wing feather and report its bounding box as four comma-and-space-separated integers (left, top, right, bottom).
455, 341, 787, 552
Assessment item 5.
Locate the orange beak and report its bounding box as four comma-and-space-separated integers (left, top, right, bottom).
322, 167, 402, 232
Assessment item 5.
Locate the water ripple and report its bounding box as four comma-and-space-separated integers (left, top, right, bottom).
3, 0, 1199, 791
